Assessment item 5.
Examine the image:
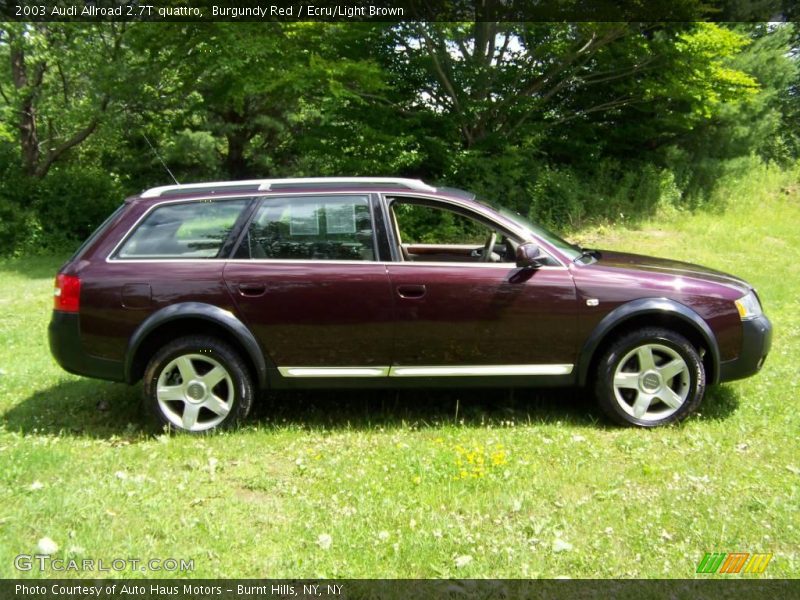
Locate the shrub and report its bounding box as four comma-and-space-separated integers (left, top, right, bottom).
0, 146, 125, 256
0, 197, 42, 257
32, 166, 125, 252
0, 145, 39, 256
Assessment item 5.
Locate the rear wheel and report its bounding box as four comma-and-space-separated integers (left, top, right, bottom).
143, 335, 253, 432
594, 327, 705, 427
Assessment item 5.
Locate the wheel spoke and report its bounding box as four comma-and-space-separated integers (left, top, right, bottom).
175, 356, 197, 383
632, 393, 653, 418
201, 366, 227, 389
182, 403, 201, 429
658, 358, 687, 382
203, 394, 231, 416
157, 385, 184, 402
614, 371, 640, 389
636, 346, 656, 371
656, 387, 684, 409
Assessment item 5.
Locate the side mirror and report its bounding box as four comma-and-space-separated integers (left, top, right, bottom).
515, 242, 544, 269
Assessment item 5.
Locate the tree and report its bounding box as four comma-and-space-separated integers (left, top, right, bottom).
0, 23, 134, 178
383, 21, 761, 161
138, 23, 389, 179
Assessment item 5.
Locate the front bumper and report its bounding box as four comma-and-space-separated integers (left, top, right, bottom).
48, 311, 125, 382
718, 314, 772, 383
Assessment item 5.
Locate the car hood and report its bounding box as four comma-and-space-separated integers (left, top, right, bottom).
593, 250, 751, 293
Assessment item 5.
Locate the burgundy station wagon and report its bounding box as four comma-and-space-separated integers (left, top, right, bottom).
49, 177, 772, 431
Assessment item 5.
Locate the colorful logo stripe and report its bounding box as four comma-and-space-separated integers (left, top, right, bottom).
697, 552, 773, 574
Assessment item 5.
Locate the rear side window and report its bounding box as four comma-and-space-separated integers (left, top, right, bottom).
70, 204, 127, 261
235, 195, 375, 261
116, 199, 248, 259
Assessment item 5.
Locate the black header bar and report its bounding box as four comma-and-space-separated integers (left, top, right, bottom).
0, 0, 796, 22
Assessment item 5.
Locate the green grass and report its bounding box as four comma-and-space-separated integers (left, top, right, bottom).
1, 177, 799, 579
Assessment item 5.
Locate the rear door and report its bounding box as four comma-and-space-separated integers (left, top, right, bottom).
223, 194, 394, 374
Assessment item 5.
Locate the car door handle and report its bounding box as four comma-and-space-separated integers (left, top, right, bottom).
237, 283, 267, 297
396, 284, 426, 299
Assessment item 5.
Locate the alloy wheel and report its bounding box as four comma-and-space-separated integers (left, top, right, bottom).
156, 353, 234, 431
612, 343, 691, 422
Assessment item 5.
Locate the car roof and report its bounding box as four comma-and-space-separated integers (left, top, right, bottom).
139, 177, 439, 198
132, 176, 517, 222
129, 177, 481, 211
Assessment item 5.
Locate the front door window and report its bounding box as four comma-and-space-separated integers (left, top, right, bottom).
390, 200, 517, 264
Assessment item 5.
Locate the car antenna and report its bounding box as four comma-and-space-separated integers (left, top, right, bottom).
142, 133, 179, 185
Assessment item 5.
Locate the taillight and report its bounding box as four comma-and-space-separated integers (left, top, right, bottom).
54, 274, 81, 312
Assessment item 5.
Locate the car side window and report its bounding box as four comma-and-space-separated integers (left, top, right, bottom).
390, 200, 518, 264
116, 199, 249, 259
235, 195, 376, 261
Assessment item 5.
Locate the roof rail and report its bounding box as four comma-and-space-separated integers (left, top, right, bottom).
140, 177, 437, 198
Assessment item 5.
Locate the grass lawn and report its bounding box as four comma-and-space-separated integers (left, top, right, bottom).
0, 178, 798, 579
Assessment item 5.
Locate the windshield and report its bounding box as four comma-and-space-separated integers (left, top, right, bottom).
495, 207, 583, 260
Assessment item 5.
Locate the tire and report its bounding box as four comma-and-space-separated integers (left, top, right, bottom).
594, 327, 705, 427
143, 335, 254, 433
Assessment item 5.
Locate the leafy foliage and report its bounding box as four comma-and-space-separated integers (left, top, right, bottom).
0, 21, 797, 254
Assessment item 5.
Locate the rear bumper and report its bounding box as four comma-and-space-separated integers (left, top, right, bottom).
48, 311, 125, 382
718, 314, 772, 383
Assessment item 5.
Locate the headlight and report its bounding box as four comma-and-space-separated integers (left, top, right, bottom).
735, 290, 763, 320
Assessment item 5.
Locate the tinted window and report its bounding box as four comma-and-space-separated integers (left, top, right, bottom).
393, 203, 489, 244
236, 195, 375, 261
117, 200, 248, 259
390, 200, 520, 264
71, 204, 126, 261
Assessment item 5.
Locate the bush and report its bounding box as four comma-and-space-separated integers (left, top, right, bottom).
527, 161, 669, 230
32, 166, 124, 251
447, 150, 676, 232
0, 143, 125, 255
0, 197, 42, 257
447, 146, 544, 217
529, 167, 586, 228
0, 145, 40, 256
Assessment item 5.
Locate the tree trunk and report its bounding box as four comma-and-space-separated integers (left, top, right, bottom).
10, 44, 41, 176
224, 131, 251, 179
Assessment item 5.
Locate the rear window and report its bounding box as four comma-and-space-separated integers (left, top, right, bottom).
69, 204, 127, 261
115, 199, 249, 259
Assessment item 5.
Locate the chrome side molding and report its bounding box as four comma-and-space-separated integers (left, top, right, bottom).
278, 364, 574, 378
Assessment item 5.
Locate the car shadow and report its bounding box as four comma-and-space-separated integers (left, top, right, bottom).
696, 384, 741, 421
4, 380, 602, 439
252, 387, 600, 431
3, 380, 741, 439
3, 379, 153, 439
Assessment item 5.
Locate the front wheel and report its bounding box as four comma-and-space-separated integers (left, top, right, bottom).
594, 327, 705, 427
143, 335, 254, 433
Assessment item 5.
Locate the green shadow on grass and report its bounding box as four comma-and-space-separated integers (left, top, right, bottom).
4, 381, 740, 438
696, 384, 741, 421
254, 384, 740, 431
2, 379, 156, 439
4, 381, 601, 437
252, 387, 603, 431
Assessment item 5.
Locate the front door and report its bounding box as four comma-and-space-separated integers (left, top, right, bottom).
386, 198, 578, 374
